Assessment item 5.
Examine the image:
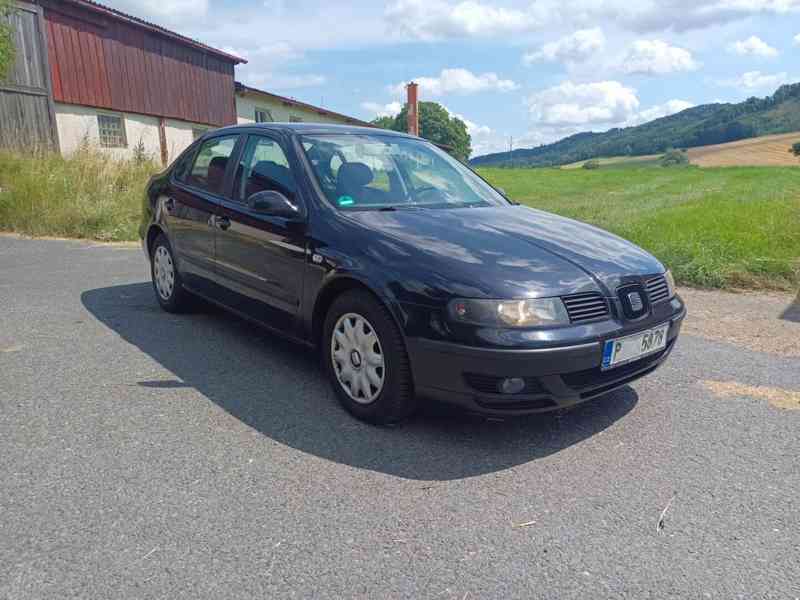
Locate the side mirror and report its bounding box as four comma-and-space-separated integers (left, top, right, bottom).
495, 187, 507, 197
247, 190, 301, 219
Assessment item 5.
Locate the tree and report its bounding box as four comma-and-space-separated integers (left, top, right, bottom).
0, 0, 14, 81
582, 159, 601, 170
371, 101, 472, 162
660, 148, 689, 167
790, 142, 800, 157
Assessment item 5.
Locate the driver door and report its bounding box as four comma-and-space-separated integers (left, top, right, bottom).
213, 133, 306, 333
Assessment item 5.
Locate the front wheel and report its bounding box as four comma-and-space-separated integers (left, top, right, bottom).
150, 234, 190, 313
323, 290, 416, 425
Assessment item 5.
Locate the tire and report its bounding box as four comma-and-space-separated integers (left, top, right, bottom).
323, 289, 416, 425
150, 234, 190, 313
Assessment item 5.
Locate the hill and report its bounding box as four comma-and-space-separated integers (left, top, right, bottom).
471, 82, 800, 168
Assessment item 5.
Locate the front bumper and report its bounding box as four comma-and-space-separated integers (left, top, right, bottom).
407, 305, 686, 416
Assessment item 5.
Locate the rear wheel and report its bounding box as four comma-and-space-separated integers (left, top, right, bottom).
150, 234, 190, 313
323, 290, 416, 425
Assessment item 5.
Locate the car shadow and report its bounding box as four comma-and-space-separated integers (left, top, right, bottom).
780, 291, 800, 323
81, 282, 639, 481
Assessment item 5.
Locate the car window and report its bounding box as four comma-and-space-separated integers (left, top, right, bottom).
185, 136, 238, 195
172, 143, 198, 183
233, 135, 297, 203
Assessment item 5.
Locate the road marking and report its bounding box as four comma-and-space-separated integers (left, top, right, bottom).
0, 345, 23, 353
701, 380, 800, 411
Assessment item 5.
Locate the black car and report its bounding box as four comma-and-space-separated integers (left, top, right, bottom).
140, 123, 685, 424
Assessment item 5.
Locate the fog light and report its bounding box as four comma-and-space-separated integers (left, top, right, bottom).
499, 377, 525, 395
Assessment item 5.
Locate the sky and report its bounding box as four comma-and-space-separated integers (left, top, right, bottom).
105, 0, 800, 157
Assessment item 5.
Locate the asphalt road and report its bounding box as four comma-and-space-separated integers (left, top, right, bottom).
1, 235, 798, 599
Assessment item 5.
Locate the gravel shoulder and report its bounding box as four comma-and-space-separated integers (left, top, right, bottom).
680, 287, 800, 357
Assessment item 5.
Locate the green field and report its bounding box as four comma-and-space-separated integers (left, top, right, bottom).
478, 166, 800, 290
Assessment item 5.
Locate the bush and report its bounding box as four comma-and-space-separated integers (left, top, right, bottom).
0, 147, 159, 241
790, 142, 800, 157
660, 149, 689, 167
582, 159, 601, 170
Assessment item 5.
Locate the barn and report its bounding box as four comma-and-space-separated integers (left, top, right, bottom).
1, 1, 371, 165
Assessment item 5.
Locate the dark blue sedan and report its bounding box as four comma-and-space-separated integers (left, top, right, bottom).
140, 123, 685, 424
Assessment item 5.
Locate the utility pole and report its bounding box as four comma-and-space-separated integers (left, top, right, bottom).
508, 135, 513, 169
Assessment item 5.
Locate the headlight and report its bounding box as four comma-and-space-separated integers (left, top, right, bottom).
665, 269, 677, 298
448, 297, 570, 328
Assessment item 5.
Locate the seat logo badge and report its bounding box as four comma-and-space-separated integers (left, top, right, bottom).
312, 253, 324, 264
628, 291, 644, 312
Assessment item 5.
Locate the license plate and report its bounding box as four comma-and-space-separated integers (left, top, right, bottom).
602, 323, 669, 370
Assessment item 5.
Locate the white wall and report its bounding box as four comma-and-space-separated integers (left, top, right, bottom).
236, 94, 357, 126
54, 102, 211, 164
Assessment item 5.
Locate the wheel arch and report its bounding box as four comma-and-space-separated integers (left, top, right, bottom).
145, 224, 167, 259
311, 276, 406, 348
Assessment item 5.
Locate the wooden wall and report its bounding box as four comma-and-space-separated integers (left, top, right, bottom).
0, 2, 58, 151
41, 2, 237, 127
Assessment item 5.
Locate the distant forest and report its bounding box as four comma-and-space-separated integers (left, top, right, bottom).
471, 82, 800, 167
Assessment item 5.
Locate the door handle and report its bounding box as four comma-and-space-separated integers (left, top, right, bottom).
164, 197, 175, 212
215, 216, 231, 231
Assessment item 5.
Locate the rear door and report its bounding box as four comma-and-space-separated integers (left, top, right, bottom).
213, 133, 307, 333
164, 134, 240, 292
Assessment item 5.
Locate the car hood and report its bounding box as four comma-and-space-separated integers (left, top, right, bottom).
343, 205, 664, 301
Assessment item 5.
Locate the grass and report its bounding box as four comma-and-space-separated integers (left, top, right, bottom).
0, 148, 158, 242
479, 165, 800, 290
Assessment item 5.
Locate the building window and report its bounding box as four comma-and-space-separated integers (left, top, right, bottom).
192, 128, 208, 141
97, 114, 127, 148
255, 108, 274, 123
289, 115, 303, 123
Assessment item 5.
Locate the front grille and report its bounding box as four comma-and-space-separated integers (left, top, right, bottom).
645, 276, 670, 304
562, 292, 610, 323
463, 373, 546, 395
475, 397, 557, 411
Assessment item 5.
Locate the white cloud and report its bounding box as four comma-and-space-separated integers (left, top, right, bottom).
391, 68, 518, 97
243, 72, 327, 90
384, 0, 800, 40
109, 0, 208, 19
719, 70, 792, 88
729, 35, 779, 57
221, 42, 301, 63
384, 0, 540, 40
361, 101, 403, 118
622, 40, 700, 75
523, 28, 606, 65
527, 80, 640, 128
793, 33, 800, 45
627, 99, 695, 125
619, 0, 800, 33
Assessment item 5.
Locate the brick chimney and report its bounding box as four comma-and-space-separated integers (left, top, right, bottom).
406, 82, 419, 136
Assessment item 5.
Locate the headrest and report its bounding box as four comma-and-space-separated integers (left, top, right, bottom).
208, 156, 228, 173
337, 162, 373, 188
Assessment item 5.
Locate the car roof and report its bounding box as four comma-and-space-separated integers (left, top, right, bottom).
211, 122, 417, 139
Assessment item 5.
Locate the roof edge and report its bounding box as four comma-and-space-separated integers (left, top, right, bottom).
235, 82, 373, 128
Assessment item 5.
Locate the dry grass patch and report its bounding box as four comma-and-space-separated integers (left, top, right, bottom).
687, 132, 800, 167
701, 380, 800, 411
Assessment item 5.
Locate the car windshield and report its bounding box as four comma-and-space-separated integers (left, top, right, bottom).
300, 134, 509, 210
